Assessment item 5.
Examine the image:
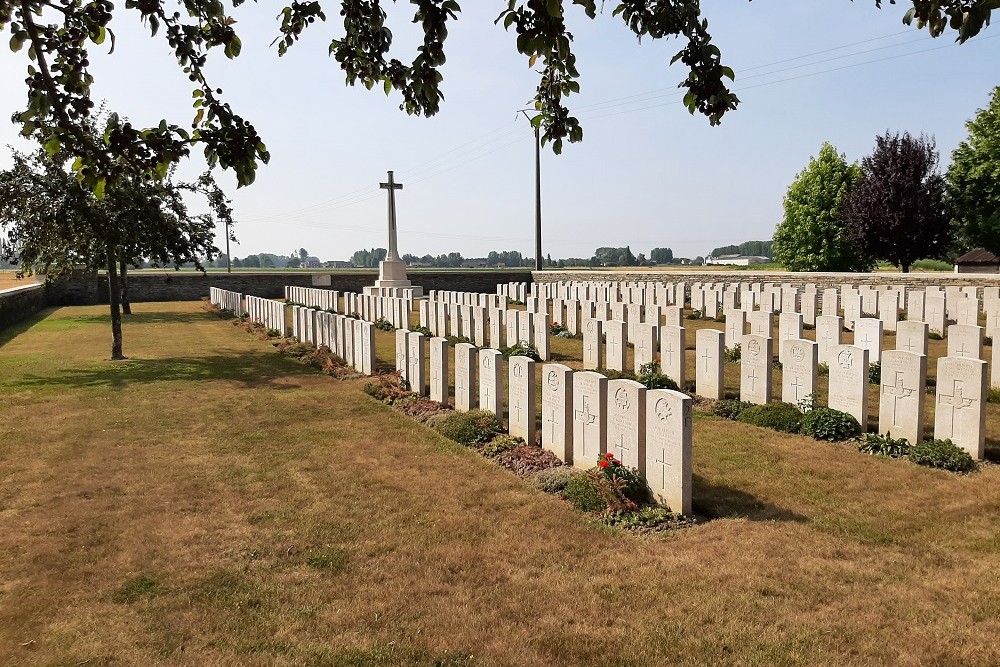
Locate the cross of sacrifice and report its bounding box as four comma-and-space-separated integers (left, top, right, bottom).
379, 170, 403, 262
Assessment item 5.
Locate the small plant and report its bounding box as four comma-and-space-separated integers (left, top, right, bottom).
374, 317, 395, 331
363, 372, 411, 404
861, 312, 877, 319
502, 341, 540, 361
928, 331, 943, 340
434, 409, 503, 446
507, 297, 525, 306
562, 473, 607, 512
737, 402, 803, 433
802, 323, 815, 331
407, 325, 432, 335
636, 362, 680, 391
712, 399, 751, 420
596, 452, 649, 506
796, 393, 818, 413
724, 343, 741, 363
497, 445, 563, 475
857, 432, 911, 458
868, 361, 881, 385
988, 386, 1000, 404
909, 439, 977, 473
481, 435, 523, 458
817, 362, 830, 377
550, 321, 568, 335
533, 466, 583, 493
266, 328, 282, 338
305, 547, 348, 572
771, 358, 783, 370
985, 336, 993, 347
445, 335, 473, 346
600, 506, 690, 532
799, 407, 861, 441
685, 309, 703, 320
898, 312, 907, 321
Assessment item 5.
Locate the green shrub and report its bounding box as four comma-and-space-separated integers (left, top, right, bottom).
724, 343, 741, 363
373, 317, 395, 331
988, 387, 1000, 404
636, 362, 680, 391
799, 408, 861, 441
868, 361, 881, 385
685, 309, 703, 320
481, 435, 523, 458
712, 399, 752, 420
928, 331, 943, 340
561, 473, 607, 512
911, 258, 953, 271
857, 432, 911, 458
909, 439, 977, 473
409, 325, 433, 336
596, 452, 649, 505
601, 506, 689, 530
266, 328, 282, 338
532, 466, 582, 493
434, 410, 503, 446
598, 368, 636, 381
550, 321, 568, 335
737, 402, 803, 433
984, 336, 993, 347
445, 335, 473, 346
817, 362, 830, 377
502, 341, 540, 361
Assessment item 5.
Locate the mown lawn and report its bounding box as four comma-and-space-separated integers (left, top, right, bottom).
0, 301, 998, 667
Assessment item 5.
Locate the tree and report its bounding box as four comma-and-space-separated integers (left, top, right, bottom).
232, 257, 243, 268
260, 254, 274, 268
0, 2, 989, 195
0, 147, 227, 358
843, 132, 951, 272
650, 247, 674, 264
286, 254, 301, 268
243, 254, 261, 268
298, 248, 309, 262
948, 86, 1000, 255
772, 142, 869, 272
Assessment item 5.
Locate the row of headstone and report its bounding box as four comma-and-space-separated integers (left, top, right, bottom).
209, 287, 243, 314
245, 295, 286, 333
285, 286, 339, 312
291, 305, 375, 375
417, 302, 552, 360
395, 331, 692, 513
427, 289, 505, 310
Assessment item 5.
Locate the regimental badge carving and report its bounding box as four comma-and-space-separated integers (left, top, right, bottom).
513, 362, 524, 378
747, 338, 761, 357
838, 349, 853, 370
547, 369, 560, 391
614, 387, 630, 410
791, 344, 805, 363
654, 398, 671, 422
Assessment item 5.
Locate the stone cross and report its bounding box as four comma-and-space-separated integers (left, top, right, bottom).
379, 170, 403, 262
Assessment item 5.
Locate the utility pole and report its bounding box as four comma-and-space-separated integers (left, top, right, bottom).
519, 110, 543, 271
225, 218, 232, 273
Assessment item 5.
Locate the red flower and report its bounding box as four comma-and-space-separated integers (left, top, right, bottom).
598, 459, 609, 469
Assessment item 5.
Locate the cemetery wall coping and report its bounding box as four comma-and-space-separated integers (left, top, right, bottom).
0, 283, 47, 332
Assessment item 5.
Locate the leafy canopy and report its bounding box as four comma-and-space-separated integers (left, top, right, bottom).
0, 1, 994, 193
948, 86, 1000, 255
843, 132, 951, 273
772, 142, 869, 272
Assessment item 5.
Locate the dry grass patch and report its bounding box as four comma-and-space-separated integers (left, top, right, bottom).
0, 302, 998, 666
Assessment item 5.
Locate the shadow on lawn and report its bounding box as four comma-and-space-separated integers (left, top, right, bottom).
61, 310, 212, 326
0, 307, 58, 346
983, 439, 1000, 464
13, 352, 305, 391
693, 474, 808, 523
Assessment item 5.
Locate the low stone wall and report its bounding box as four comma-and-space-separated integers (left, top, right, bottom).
0, 284, 47, 332
531, 270, 1000, 295
43, 269, 535, 305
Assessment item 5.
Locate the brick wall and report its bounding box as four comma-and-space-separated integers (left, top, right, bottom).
0, 284, 47, 332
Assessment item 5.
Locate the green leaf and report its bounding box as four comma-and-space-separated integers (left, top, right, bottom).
44, 134, 60, 156
94, 178, 106, 200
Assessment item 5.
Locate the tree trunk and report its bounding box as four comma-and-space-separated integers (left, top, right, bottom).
119, 255, 132, 315
107, 247, 125, 360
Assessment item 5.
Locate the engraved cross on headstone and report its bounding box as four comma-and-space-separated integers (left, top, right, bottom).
613, 432, 630, 462
937, 379, 974, 435
574, 396, 597, 457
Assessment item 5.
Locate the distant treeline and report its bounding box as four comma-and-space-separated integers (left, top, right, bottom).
710, 240, 773, 259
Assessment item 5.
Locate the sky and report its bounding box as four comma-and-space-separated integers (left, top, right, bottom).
1, 1, 998, 263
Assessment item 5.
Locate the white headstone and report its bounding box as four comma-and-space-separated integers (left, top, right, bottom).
607, 379, 647, 475
541, 363, 573, 463
946, 324, 983, 360
740, 334, 773, 405
479, 349, 503, 417
878, 350, 927, 444
572, 371, 608, 469
815, 315, 843, 365
659, 325, 686, 389
508, 356, 537, 444
582, 318, 603, 370
407, 331, 426, 396
777, 312, 803, 364
896, 320, 929, 356
696, 329, 725, 400
782, 338, 817, 408
429, 337, 449, 403
454, 342, 477, 411
853, 317, 883, 363
645, 389, 692, 514
828, 344, 869, 427
634, 323, 657, 374
725, 309, 746, 351
934, 356, 987, 459
605, 320, 627, 372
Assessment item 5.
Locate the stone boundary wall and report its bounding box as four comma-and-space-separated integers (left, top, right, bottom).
531, 270, 1000, 296
0, 284, 47, 332
42, 269, 535, 306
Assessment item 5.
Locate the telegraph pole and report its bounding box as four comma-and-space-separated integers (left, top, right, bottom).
225, 218, 232, 273
519, 110, 543, 271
